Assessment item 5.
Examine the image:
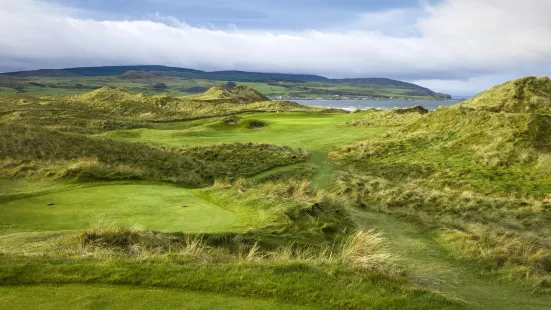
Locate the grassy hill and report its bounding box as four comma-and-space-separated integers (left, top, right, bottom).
461, 76, 551, 112
186, 85, 269, 103
330, 77, 551, 285
0, 86, 318, 133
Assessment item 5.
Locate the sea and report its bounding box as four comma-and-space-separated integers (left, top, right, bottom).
294, 99, 464, 111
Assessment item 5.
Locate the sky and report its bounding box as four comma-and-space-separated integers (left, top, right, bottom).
1, 0, 550, 96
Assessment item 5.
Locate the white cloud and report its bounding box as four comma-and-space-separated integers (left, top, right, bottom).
1, 0, 550, 95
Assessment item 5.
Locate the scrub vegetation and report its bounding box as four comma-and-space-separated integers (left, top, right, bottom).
1, 77, 550, 309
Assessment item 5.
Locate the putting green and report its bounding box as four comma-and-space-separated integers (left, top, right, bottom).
0, 183, 239, 233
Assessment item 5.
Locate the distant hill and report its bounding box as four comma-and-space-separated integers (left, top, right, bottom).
331, 78, 451, 99
2, 65, 328, 83
0, 65, 451, 99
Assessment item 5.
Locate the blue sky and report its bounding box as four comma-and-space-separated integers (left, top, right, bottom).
46, 0, 431, 29
1, 0, 550, 96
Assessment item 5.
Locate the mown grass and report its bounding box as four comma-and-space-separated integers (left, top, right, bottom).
0, 182, 239, 234
0, 285, 314, 310
107, 112, 385, 152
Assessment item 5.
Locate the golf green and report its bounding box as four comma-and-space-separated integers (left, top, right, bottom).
0, 183, 239, 233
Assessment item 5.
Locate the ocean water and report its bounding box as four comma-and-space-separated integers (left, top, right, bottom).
294, 99, 463, 111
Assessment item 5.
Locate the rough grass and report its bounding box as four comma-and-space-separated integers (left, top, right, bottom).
179, 143, 308, 178
0, 123, 213, 186
0, 178, 452, 309
461, 76, 551, 113
330, 106, 551, 196
185, 86, 269, 103
332, 172, 551, 281
0, 87, 320, 134
0, 256, 459, 310
197, 178, 355, 245
0, 222, 452, 309
328, 80, 551, 284
344, 106, 428, 127
0, 124, 308, 186
2, 79, 550, 306
328, 112, 551, 283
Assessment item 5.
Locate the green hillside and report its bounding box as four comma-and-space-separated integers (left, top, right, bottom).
330, 77, 551, 286
461, 76, 551, 112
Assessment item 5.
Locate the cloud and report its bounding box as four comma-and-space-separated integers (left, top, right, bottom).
1, 0, 550, 95
349, 8, 423, 37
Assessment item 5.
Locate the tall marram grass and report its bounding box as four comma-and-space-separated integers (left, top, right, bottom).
333, 172, 551, 281
21, 223, 401, 276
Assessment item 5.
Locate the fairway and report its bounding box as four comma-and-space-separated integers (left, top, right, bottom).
0, 285, 313, 310
0, 183, 239, 234
106, 112, 387, 151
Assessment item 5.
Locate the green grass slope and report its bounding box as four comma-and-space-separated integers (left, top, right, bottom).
0, 87, 318, 133
187, 86, 269, 103
461, 76, 551, 112
179, 143, 307, 178
0, 123, 308, 185
344, 106, 429, 127
329, 77, 551, 285
0, 123, 213, 186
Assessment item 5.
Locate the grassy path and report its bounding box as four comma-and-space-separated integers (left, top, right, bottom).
350, 209, 549, 310
0, 285, 313, 310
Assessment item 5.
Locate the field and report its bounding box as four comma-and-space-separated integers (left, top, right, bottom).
1, 79, 550, 309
